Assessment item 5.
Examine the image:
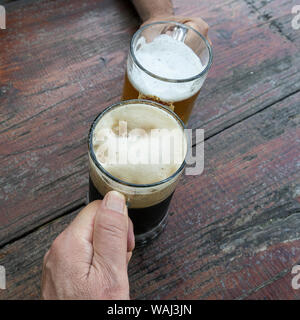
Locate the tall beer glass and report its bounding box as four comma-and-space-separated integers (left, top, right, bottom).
122, 21, 213, 124
88, 100, 187, 246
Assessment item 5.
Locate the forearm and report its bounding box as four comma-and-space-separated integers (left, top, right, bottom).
132, 0, 174, 22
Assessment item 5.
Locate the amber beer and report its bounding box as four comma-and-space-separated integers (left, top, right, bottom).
123, 71, 201, 124
88, 100, 187, 246
122, 21, 213, 124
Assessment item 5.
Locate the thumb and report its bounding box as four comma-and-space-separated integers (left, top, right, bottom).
92, 191, 128, 271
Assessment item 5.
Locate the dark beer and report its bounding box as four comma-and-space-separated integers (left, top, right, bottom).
88, 100, 187, 246
89, 176, 174, 240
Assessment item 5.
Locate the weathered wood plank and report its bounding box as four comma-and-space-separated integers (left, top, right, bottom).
0, 0, 299, 247
0, 1, 18, 4
177, 0, 300, 134
0, 209, 78, 299
243, 0, 300, 43
128, 91, 300, 300
0, 0, 139, 246
1, 92, 299, 299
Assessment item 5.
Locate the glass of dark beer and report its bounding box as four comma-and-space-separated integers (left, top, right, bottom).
88, 99, 187, 247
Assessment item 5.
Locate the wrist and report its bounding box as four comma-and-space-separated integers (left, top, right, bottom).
148, 7, 174, 21
132, 0, 174, 22
148, 12, 173, 22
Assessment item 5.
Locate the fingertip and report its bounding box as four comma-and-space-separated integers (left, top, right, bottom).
106, 190, 126, 201
104, 191, 127, 216
186, 21, 208, 37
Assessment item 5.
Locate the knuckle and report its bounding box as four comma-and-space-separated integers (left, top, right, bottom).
50, 237, 61, 253
49, 232, 66, 256
188, 18, 209, 34
203, 20, 209, 29
42, 249, 50, 265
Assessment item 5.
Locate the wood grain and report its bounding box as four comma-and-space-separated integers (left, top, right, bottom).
0, 209, 78, 299
175, 0, 300, 135
128, 91, 300, 300
0, 0, 140, 246
1, 0, 299, 248
1, 92, 299, 299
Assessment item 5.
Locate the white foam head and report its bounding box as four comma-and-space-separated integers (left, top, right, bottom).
89, 101, 187, 208
128, 34, 205, 102
92, 102, 187, 184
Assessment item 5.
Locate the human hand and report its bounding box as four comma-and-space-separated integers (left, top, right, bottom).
142, 15, 211, 45
41, 191, 135, 300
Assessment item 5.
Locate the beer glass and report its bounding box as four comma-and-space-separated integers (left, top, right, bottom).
88, 99, 187, 246
122, 21, 213, 124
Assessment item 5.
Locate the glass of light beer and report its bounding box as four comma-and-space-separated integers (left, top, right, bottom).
88, 99, 187, 247
122, 21, 213, 124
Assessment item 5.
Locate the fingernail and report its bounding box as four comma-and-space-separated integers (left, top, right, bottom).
105, 191, 126, 215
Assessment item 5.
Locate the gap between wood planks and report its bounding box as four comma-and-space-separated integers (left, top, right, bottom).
197, 87, 300, 146
0, 200, 86, 251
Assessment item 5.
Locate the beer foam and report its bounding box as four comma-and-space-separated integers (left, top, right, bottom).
92, 103, 187, 185
128, 34, 205, 102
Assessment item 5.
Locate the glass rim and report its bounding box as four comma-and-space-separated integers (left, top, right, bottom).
129, 20, 213, 83
88, 99, 188, 189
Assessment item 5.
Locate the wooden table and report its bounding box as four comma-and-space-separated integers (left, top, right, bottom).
0, 0, 299, 300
